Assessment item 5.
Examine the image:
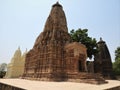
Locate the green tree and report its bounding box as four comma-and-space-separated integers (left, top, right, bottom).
0, 63, 7, 71
0, 63, 7, 78
70, 28, 98, 59
113, 47, 120, 75
0, 71, 6, 78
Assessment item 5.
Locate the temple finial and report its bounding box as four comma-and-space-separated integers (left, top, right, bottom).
25, 48, 27, 52
18, 46, 20, 50
56, 0, 59, 4
53, 1, 62, 7
100, 37, 103, 41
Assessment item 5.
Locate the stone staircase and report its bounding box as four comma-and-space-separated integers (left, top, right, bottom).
68, 72, 107, 84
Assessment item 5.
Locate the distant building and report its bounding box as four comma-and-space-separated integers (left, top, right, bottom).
5, 47, 27, 78
94, 38, 115, 79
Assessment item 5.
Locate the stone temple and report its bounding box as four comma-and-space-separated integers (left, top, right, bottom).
94, 38, 114, 79
22, 2, 106, 84
5, 47, 27, 78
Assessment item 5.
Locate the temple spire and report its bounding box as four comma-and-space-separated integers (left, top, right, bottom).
18, 46, 20, 50
44, 2, 68, 32
57, 0, 59, 3
100, 37, 102, 41
94, 38, 114, 79
25, 48, 27, 52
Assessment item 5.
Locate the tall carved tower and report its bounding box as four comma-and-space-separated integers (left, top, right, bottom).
23, 2, 71, 81
94, 38, 114, 79
23, 2, 88, 80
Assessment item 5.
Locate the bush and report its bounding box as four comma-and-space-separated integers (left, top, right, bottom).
0, 71, 6, 78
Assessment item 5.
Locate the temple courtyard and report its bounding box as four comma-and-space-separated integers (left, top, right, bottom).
0, 79, 120, 90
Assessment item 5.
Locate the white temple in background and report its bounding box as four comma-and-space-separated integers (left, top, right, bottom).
5, 47, 27, 78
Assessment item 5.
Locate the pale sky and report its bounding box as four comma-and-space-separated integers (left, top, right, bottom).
0, 0, 120, 64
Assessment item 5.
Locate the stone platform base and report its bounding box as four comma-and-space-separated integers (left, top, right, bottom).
0, 79, 120, 90
22, 72, 107, 84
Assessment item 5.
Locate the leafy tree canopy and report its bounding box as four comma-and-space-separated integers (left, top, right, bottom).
113, 47, 120, 75
0, 71, 6, 78
0, 63, 7, 78
115, 47, 120, 61
69, 28, 98, 59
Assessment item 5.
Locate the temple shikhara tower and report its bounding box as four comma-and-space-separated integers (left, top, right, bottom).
94, 38, 114, 79
23, 2, 106, 84
5, 47, 27, 78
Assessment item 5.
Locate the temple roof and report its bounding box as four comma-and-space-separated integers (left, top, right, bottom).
43, 2, 68, 32
11, 47, 22, 63
96, 38, 111, 60
33, 2, 70, 48
13, 47, 21, 57
52, 2, 62, 7
98, 37, 105, 44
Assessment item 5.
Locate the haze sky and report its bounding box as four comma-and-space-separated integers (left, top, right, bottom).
0, 0, 120, 64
